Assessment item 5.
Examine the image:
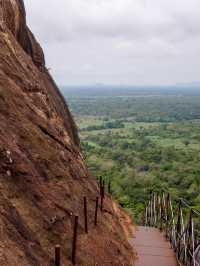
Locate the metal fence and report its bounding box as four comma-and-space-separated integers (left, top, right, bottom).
144, 191, 200, 266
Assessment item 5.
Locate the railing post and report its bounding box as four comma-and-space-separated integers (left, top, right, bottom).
145, 203, 148, 226
94, 196, 99, 226
143, 191, 200, 266
149, 191, 153, 226
108, 180, 111, 194
83, 197, 88, 234
153, 192, 157, 226
102, 180, 105, 198
163, 192, 167, 231
100, 180, 105, 212
100, 193, 104, 212
169, 197, 175, 247
99, 176, 103, 188
187, 210, 194, 266
166, 193, 170, 238
160, 193, 164, 231
176, 200, 182, 260
55, 245, 60, 266
155, 192, 159, 226
72, 216, 78, 265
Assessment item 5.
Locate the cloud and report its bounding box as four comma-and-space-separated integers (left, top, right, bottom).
24, 0, 200, 85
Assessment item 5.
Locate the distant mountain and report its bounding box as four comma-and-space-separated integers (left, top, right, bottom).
176, 82, 200, 87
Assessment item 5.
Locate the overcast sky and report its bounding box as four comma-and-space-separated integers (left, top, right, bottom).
24, 0, 200, 86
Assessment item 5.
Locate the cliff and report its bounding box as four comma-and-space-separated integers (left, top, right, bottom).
0, 1, 134, 265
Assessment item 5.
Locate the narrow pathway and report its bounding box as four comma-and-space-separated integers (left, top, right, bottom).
129, 226, 178, 266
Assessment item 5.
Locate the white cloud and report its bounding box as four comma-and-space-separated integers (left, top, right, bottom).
24, 0, 200, 85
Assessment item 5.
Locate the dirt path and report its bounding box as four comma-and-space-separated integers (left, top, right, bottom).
129, 226, 178, 266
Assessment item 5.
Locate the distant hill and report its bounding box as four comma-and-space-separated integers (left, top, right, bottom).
61, 85, 200, 98
176, 82, 200, 87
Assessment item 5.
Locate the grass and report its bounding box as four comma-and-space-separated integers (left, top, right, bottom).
124, 121, 162, 129
75, 115, 105, 129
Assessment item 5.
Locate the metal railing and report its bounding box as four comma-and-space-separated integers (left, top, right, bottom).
144, 191, 200, 266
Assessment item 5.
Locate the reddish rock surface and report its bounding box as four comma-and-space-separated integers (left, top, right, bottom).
0, 1, 135, 265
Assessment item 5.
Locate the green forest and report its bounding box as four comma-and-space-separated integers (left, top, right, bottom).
64, 87, 200, 222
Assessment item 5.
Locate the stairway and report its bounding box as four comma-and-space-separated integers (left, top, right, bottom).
130, 226, 178, 266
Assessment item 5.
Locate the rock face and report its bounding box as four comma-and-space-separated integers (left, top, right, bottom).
0, 1, 134, 265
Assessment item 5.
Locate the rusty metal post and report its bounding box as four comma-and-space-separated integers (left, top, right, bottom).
100, 193, 104, 212
102, 180, 105, 199
55, 245, 60, 266
94, 197, 99, 226
72, 216, 78, 265
99, 176, 102, 187
83, 197, 88, 233
99, 176, 103, 196
100, 186, 102, 197
108, 180, 111, 194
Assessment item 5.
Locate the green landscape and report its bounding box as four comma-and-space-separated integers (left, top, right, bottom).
63, 86, 200, 222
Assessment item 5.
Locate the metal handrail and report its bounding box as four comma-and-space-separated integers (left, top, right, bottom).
144, 191, 200, 266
